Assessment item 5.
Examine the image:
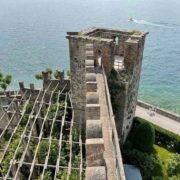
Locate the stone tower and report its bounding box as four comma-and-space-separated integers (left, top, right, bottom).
67, 27, 148, 141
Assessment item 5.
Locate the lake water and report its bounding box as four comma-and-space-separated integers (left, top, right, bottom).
0, 0, 180, 114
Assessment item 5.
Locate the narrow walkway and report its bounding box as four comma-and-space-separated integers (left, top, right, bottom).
136, 105, 180, 135
96, 72, 117, 180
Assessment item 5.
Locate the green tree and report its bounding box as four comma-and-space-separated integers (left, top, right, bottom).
133, 122, 155, 152
46, 68, 53, 75
0, 72, 12, 91
35, 73, 43, 80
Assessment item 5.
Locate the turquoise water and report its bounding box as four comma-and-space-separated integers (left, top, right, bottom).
0, 0, 180, 114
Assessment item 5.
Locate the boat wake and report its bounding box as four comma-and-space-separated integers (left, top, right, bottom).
130, 19, 174, 28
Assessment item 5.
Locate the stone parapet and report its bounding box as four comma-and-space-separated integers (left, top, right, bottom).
86, 120, 102, 138
86, 166, 107, 180
86, 104, 100, 120
86, 82, 97, 92
137, 100, 180, 122
86, 138, 105, 167
86, 73, 97, 92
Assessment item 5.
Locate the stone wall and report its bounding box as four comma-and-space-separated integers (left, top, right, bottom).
137, 100, 180, 122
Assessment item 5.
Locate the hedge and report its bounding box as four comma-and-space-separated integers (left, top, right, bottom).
134, 117, 180, 152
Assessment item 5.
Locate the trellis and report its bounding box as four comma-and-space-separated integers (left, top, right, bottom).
0, 81, 85, 180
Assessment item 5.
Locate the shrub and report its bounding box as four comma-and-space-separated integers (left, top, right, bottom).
134, 117, 180, 152
175, 141, 180, 153
25, 103, 33, 114
109, 68, 118, 81
4, 75, 12, 85
167, 153, 180, 177
37, 140, 49, 163
133, 122, 155, 152
46, 68, 53, 75
35, 73, 43, 80
0, 72, 12, 91
123, 148, 162, 180
53, 70, 59, 79
132, 30, 142, 35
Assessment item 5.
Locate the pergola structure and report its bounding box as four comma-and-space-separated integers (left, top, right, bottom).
0, 79, 85, 179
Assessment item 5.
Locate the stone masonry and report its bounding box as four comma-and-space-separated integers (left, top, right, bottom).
67, 27, 148, 143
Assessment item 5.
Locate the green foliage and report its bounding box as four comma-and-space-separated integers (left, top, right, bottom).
35, 73, 43, 80
37, 140, 49, 163
133, 122, 155, 152
43, 170, 53, 180
167, 153, 180, 177
3, 75, 12, 85
46, 68, 53, 75
53, 70, 59, 79
37, 140, 59, 165
66, 70, 71, 78
25, 103, 33, 114
132, 29, 142, 35
4, 130, 12, 141
109, 68, 118, 80
72, 127, 79, 142
0, 72, 3, 79
37, 170, 53, 180
48, 104, 58, 119
0, 72, 12, 91
0, 131, 23, 175
123, 148, 163, 180
57, 168, 68, 180
57, 169, 80, 180
72, 153, 81, 167
60, 143, 70, 166
175, 141, 180, 153
69, 170, 80, 180
134, 117, 180, 152
0, 82, 7, 91
49, 140, 59, 165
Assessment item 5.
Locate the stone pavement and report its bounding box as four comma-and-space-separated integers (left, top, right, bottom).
96, 72, 117, 180
135, 105, 180, 135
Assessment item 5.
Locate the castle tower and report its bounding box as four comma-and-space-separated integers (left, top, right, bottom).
67, 28, 148, 141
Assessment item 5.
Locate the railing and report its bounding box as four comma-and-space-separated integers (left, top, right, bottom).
102, 66, 126, 180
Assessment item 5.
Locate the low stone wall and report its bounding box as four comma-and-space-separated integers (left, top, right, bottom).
137, 100, 180, 123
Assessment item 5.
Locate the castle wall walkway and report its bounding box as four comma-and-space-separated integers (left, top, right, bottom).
135, 105, 180, 135
96, 72, 117, 179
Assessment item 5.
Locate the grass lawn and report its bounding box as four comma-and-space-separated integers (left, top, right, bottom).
153, 144, 174, 179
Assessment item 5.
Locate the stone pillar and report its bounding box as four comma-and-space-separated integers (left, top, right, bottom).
19, 82, 25, 92
124, 37, 139, 70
